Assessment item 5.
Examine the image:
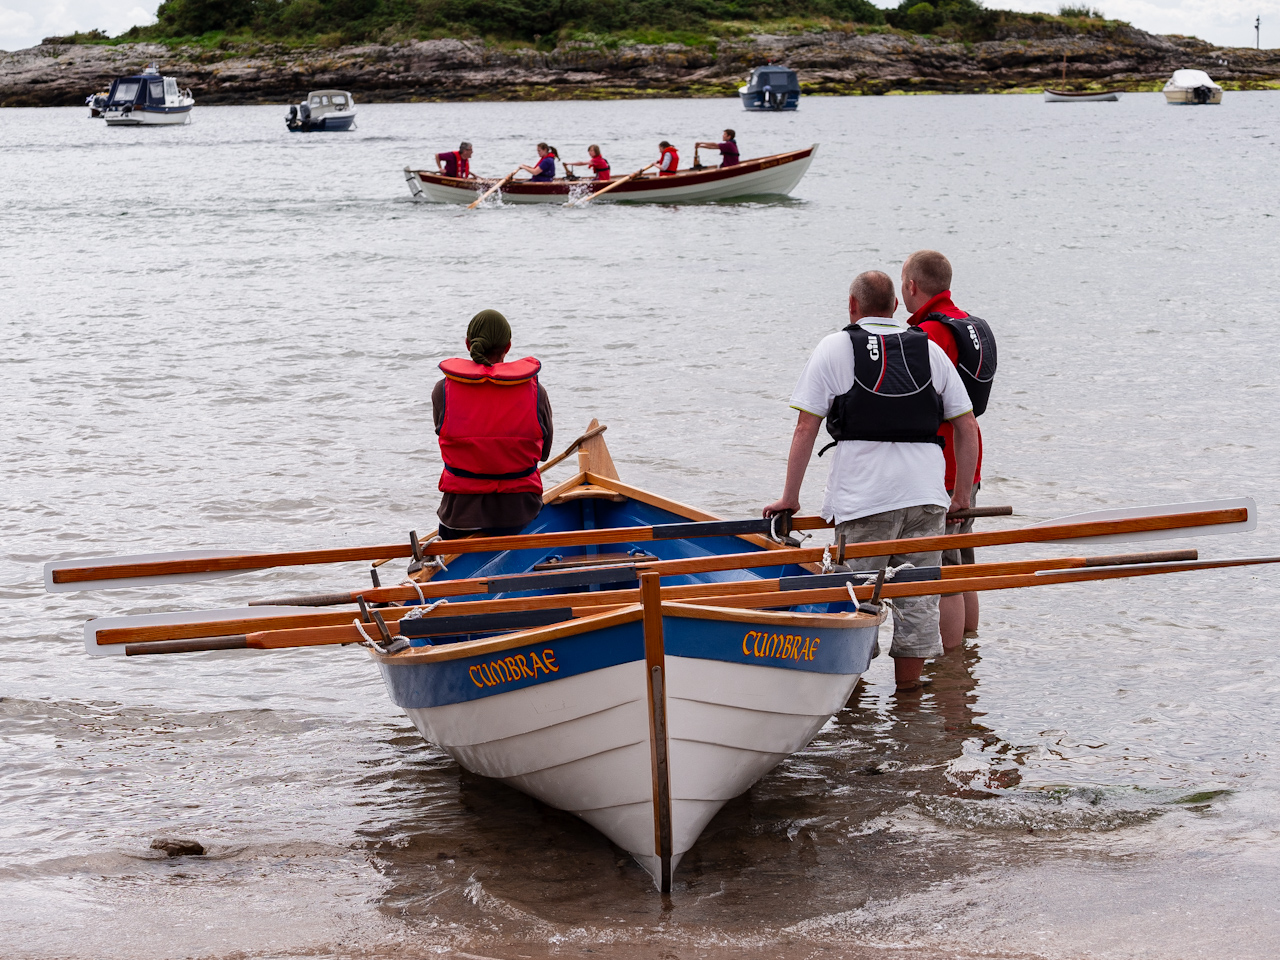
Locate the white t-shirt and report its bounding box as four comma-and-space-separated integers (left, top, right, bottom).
790, 316, 973, 523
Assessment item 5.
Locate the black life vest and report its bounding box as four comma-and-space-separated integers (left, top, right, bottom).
926, 312, 997, 416
822, 324, 944, 453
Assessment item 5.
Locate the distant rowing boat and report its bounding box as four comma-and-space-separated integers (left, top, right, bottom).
404, 145, 818, 205
1043, 89, 1121, 102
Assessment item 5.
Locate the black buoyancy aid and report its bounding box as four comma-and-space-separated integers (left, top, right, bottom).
926, 312, 997, 416
823, 324, 944, 452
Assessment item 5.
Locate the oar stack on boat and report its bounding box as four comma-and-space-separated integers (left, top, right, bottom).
43, 422, 1268, 891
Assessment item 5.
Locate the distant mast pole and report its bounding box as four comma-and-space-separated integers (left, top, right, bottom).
1256, 16, 1261, 49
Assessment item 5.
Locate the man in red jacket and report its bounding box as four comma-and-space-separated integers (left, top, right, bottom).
433, 309, 553, 539
902, 250, 997, 649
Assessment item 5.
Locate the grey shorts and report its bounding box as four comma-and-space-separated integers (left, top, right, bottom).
835, 503, 946, 660
942, 486, 979, 567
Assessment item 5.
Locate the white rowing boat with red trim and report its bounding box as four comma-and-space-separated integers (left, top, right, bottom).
404, 145, 819, 205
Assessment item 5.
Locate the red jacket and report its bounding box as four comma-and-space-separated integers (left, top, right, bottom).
437, 357, 544, 495
659, 147, 679, 176
909, 290, 983, 491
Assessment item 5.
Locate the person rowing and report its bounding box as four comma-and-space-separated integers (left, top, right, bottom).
694, 129, 740, 167
435, 142, 475, 179
656, 140, 679, 176
518, 143, 559, 182
563, 144, 611, 181
433, 310, 554, 540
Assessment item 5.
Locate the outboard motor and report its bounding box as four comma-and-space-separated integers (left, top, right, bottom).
299, 101, 311, 122
287, 104, 298, 125
1193, 84, 1212, 104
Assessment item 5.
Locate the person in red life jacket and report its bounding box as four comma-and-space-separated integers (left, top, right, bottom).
433, 309, 554, 540
435, 142, 475, 179
518, 143, 559, 182
564, 144, 610, 181
656, 141, 679, 176
902, 249, 997, 651
694, 129, 740, 167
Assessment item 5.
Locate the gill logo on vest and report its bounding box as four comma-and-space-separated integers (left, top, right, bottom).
866, 336, 880, 361
966, 324, 982, 351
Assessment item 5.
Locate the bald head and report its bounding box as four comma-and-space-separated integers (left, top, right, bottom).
848, 270, 897, 321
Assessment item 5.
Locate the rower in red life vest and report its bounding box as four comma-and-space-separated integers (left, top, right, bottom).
564, 144, 610, 181
433, 309, 554, 540
518, 143, 559, 182
657, 141, 679, 176
435, 142, 475, 179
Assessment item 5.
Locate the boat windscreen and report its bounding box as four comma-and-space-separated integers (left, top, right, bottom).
110, 81, 140, 104
331, 94, 347, 105
148, 79, 165, 104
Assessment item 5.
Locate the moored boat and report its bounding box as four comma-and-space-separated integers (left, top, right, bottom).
739, 65, 801, 111
286, 90, 357, 132
100, 64, 194, 126
1163, 69, 1223, 104
405, 145, 818, 205
1043, 89, 1121, 102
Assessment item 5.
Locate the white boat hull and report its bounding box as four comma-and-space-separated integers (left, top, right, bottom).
103, 104, 193, 125
1164, 88, 1223, 104
1043, 89, 1121, 102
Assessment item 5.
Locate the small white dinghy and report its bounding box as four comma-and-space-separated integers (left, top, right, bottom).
1163, 69, 1223, 104
1043, 89, 1120, 102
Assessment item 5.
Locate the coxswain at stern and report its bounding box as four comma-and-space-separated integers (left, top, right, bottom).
694, 129, 740, 167
435, 142, 475, 179
433, 310, 554, 540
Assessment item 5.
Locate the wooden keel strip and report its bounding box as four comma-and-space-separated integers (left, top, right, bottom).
96, 549, 1200, 647
640, 572, 673, 893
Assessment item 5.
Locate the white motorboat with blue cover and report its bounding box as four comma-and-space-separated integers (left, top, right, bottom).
100, 64, 194, 126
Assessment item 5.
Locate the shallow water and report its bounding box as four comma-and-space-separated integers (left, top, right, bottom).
2, 93, 1279, 959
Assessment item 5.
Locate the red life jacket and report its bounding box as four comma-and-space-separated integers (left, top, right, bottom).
452, 151, 470, 178
437, 357, 544, 496
659, 146, 679, 176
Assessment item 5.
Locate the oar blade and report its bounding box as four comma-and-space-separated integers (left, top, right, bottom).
45, 550, 260, 594
1030, 498, 1256, 543
85, 605, 320, 657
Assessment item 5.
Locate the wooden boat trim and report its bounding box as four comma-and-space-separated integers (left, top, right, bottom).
662, 600, 883, 629
367, 604, 644, 664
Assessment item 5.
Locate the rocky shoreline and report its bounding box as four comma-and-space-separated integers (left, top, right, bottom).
4, 27, 1280, 107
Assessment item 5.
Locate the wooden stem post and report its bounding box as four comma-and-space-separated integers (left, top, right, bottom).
640, 571, 673, 893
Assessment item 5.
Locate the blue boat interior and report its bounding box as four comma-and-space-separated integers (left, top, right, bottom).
401, 492, 857, 647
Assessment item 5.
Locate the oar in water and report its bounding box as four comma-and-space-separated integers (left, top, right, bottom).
245, 503, 1252, 607
567, 162, 657, 207
103, 551, 1279, 657
88, 549, 1198, 654
466, 167, 521, 210
41, 498, 1253, 594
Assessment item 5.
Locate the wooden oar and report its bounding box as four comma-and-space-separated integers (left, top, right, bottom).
111, 551, 1275, 657
466, 167, 520, 209
44, 498, 1254, 592
538, 423, 607, 474
93, 549, 1196, 652
567, 162, 656, 207
247, 505, 1249, 607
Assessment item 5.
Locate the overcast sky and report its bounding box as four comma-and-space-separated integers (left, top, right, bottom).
0, 0, 1274, 53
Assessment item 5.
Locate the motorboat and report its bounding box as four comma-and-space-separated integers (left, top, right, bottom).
100, 64, 194, 126
739, 65, 800, 111
405, 145, 818, 205
85, 90, 108, 117
287, 90, 357, 131
1043, 89, 1121, 102
1163, 69, 1223, 104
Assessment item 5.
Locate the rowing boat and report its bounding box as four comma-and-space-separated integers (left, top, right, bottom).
365, 426, 879, 889
1043, 89, 1121, 102
404, 145, 818, 205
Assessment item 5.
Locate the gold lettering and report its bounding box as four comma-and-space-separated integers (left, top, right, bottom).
742, 631, 755, 656
800, 637, 811, 660
503, 656, 522, 680
528, 652, 547, 675
515, 654, 532, 678
542, 648, 559, 672
469, 665, 485, 687
809, 637, 820, 660
753, 631, 764, 656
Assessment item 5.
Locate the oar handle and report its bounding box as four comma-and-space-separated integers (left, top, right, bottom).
540, 423, 607, 473
946, 506, 1013, 520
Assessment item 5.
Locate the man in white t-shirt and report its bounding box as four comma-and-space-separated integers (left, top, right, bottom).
764, 270, 979, 691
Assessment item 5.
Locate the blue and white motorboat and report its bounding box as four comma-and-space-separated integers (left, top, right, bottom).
286, 90, 357, 132
100, 64, 194, 126
739, 65, 801, 110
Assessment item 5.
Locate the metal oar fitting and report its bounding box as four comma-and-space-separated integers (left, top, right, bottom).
857, 568, 886, 616
357, 595, 410, 654
406, 530, 425, 575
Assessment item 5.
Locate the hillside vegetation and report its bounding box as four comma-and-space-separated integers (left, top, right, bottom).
49, 0, 1119, 48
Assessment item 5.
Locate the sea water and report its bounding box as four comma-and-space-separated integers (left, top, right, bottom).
2, 93, 1279, 959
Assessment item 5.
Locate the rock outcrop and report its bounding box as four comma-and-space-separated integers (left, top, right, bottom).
3, 28, 1278, 107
